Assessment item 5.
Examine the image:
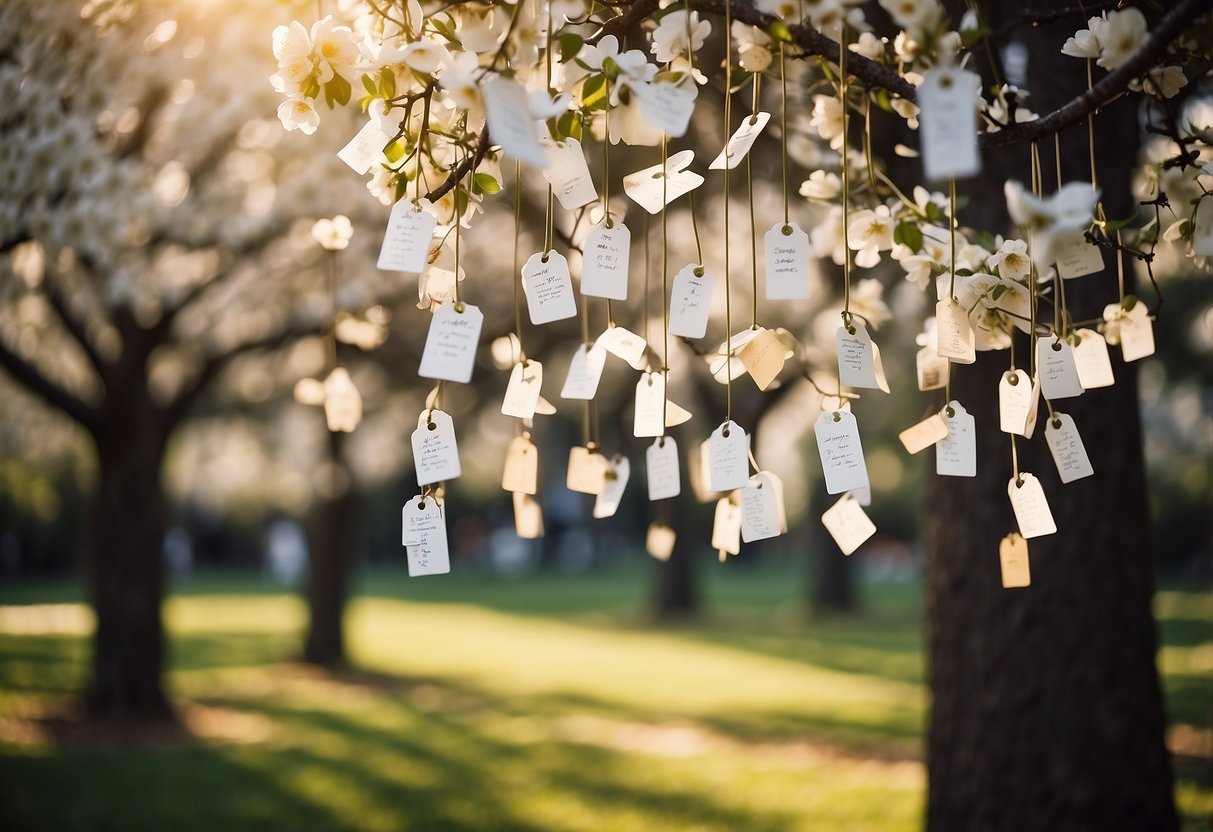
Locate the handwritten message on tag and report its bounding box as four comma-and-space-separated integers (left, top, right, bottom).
1045, 413, 1094, 483
739, 327, 786, 391
899, 412, 949, 454
821, 494, 876, 556
501, 434, 538, 495
402, 496, 450, 577
999, 533, 1031, 588
837, 324, 889, 392
567, 445, 608, 495
706, 421, 750, 492
918, 67, 981, 181
1194, 200, 1213, 256
581, 222, 631, 300
418, 302, 483, 384
623, 150, 704, 214
711, 496, 742, 556
646, 436, 681, 501
501, 361, 543, 419
592, 456, 630, 519
560, 343, 607, 400
1116, 303, 1155, 362
936, 401, 976, 478
522, 251, 577, 324
636, 80, 697, 137
338, 119, 390, 175
669, 265, 715, 339
412, 409, 461, 486
483, 75, 548, 168
741, 473, 782, 543
634, 372, 667, 438
763, 222, 812, 300
815, 410, 870, 495
378, 202, 438, 273
936, 299, 976, 364
710, 111, 770, 170
541, 137, 598, 209
1037, 338, 1084, 400
1055, 234, 1104, 278
917, 347, 949, 391
1008, 473, 1057, 539
646, 522, 676, 561
1072, 328, 1115, 389
998, 370, 1037, 436
597, 325, 648, 370
512, 491, 544, 539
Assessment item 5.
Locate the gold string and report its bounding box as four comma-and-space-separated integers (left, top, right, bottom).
602, 76, 612, 227
723, 0, 733, 425
747, 74, 761, 330
513, 159, 523, 356
779, 41, 789, 228
839, 26, 852, 330
661, 133, 670, 433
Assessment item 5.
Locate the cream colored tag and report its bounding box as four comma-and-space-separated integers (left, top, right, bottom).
635, 80, 697, 138
665, 398, 693, 428
512, 491, 544, 539
522, 251, 578, 324
596, 325, 648, 370
998, 370, 1037, 436
917, 347, 949, 391
646, 436, 681, 501
668, 264, 715, 339
501, 434, 538, 495
1037, 338, 1084, 400
412, 409, 461, 486
706, 421, 750, 493
740, 472, 782, 543
581, 222, 631, 300
936, 401, 976, 478
323, 367, 362, 433
739, 327, 786, 391
560, 343, 607, 400
1117, 303, 1155, 362
1045, 413, 1094, 483
338, 119, 390, 175
899, 412, 949, 454
378, 202, 438, 273
402, 495, 450, 576
821, 494, 876, 556
483, 75, 547, 167
1194, 199, 1213, 256
836, 324, 889, 393
709, 111, 771, 170
567, 445, 608, 495
918, 67, 981, 181
534, 396, 557, 416
1008, 473, 1057, 538
815, 410, 870, 495
418, 302, 484, 384
764, 222, 812, 300
633, 372, 667, 438
1055, 235, 1104, 279
999, 532, 1030, 588
1072, 328, 1115, 389
709, 329, 761, 383
711, 495, 742, 555
935, 298, 976, 364
541, 137, 598, 210
593, 456, 630, 519
691, 439, 715, 500
646, 522, 676, 561
623, 149, 704, 213
501, 360, 543, 419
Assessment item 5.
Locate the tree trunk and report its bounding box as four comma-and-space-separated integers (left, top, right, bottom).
303, 428, 356, 666
651, 492, 701, 619
808, 513, 857, 613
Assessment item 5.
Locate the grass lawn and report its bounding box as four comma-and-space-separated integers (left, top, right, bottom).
0, 562, 1209, 831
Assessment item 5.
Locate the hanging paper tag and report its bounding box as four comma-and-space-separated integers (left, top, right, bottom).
738, 328, 786, 391
764, 222, 812, 300
706, 421, 750, 492
560, 343, 607, 400
917, 67, 980, 181
512, 491, 544, 539
592, 456, 630, 519
1007, 473, 1057, 539
821, 494, 876, 556
1055, 234, 1104, 278
541, 137, 598, 209
898, 412, 949, 454
482, 75, 548, 168
1072, 328, 1115, 389
998, 370, 1038, 436
646, 436, 681, 501
412, 409, 461, 486
623, 150, 704, 214
936, 401, 976, 478
646, 522, 676, 561
935, 299, 976, 364
1116, 303, 1155, 362
377, 201, 438, 273
740, 472, 782, 543
633, 372, 667, 438
711, 496, 742, 555
501, 434, 538, 495
567, 445, 608, 495
418, 302, 484, 384
815, 410, 870, 495
709, 112, 771, 170
999, 533, 1031, 588
323, 368, 362, 432
501, 360, 543, 419
1044, 413, 1094, 483
522, 251, 577, 324
581, 222, 631, 300
596, 325, 648, 370
1194, 200, 1213, 256
1037, 338, 1084, 400
338, 119, 391, 175
836, 323, 889, 392
917, 347, 949, 391
668, 264, 715, 339
635, 80, 697, 137
402, 496, 451, 576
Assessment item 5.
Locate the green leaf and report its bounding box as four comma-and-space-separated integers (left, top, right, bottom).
976, 230, 998, 251
555, 111, 577, 141
1122, 294, 1139, 312
473, 173, 501, 195
768, 20, 792, 43
871, 88, 893, 113
1096, 215, 1136, 232
894, 221, 924, 254
960, 25, 991, 48
383, 140, 406, 164
582, 74, 608, 109
990, 284, 1007, 301
394, 175, 409, 202
558, 32, 584, 63
324, 74, 352, 108
362, 74, 378, 96
379, 68, 396, 99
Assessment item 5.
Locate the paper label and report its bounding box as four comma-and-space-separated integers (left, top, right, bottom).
596, 325, 648, 370
412, 409, 461, 486
1045, 412, 1094, 483
645, 522, 676, 561
706, 420, 750, 492
418, 302, 484, 384
501, 434, 538, 495
646, 436, 681, 501
591, 456, 630, 519
999, 533, 1031, 588
377, 202, 438, 273
483, 75, 548, 168
711, 496, 742, 555
935, 298, 976, 364
567, 445, 608, 495
522, 251, 577, 324
738, 327, 785, 391
635, 80, 697, 138
501, 360, 543, 419
1008, 473, 1057, 539
998, 370, 1037, 436
580, 222, 631, 300
338, 119, 391, 175
512, 491, 544, 539
763, 222, 812, 300
918, 67, 981, 181
623, 150, 704, 214
917, 347, 949, 391
1055, 234, 1104, 278
665, 398, 693, 428
1194, 199, 1213, 256
899, 412, 949, 454
1037, 338, 1084, 400
936, 401, 976, 478
541, 137, 598, 209
709, 111, 771, 170
1118, 304, 1155, 362
821, 494, 876, 556
668, 264, 715, 339
402, 496, 450, 576
560, 343, 607, 400
1072, 328, 1115, 389
836, 324, 889, 392
740, 472, 782, 543
323, 369, 362, 432
633, 372, 667, 438
815, 410, 870, 495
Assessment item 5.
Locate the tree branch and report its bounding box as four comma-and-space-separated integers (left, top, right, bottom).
0, 336, 97, 431
589, 0, 661, 45
41, 271, 109, 380
423, 129, 492, 204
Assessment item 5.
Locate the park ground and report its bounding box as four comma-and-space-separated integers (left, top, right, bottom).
0, 563, 1210, 831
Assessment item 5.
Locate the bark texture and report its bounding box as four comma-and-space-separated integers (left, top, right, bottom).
303, 429, 357, 666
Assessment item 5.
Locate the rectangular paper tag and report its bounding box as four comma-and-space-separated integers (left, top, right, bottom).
1072, 328, 1115, 389
541, 137, 598, 209
646, 523, 676, 561
668, 265, 715, 339
580, 222, 631, 300
711, 496, 742, 555
402, 496, 450, 576
837, 324, 889, 393
706, 420, 749, 492
501, 360, 543, 419
999, 533, 1031, 588
567, 445, 608, 495
592, 456, 630, 519
623, 150, 704, 214
378, 202, 438, 273
936, 401, 976, 478
646, 436, 681, 500
412, 409, 461, 486
821, 494, 876, 556
418, 302, 484, 384
522, 251, 578, 324
501, 434, 538, 495
815, 410, 870, 495
898, 413, 949, 454
1044, 413, 1094, 483
764, 222, 812, 300
1037, 338, 1084, 400
1055, 234, 1104, 279
483, 76, 548, 168
709, 112, 770, 170
1008, 473, 1057, 539
338, 119, 391, 175
739, 327, 786, 391
918, 67, 981, 181
560, 343, 607, 400
935, 298, 976, 364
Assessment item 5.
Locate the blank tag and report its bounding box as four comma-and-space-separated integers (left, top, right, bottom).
623, 150, 704, 214
935, 299, 976, 364
709, 111, 771, 170
1118, 303, 1155, 362
998, 370, 1038, 436
596, 325, 648, 370
815, 410, 870, 495
512, 491, 544, 539
418, 302, 483, 384
936, 401, 976, 478
323, 368, 362, 432
740, 473, 782, 543
646, 436, 681, 501
899, 412, 948, 454
1045, 413, 1094, 483
1072, 328, 1115, 389
821, 494, 876, 556
541, 137, 598, 209
412, 409, 461, 486
633, 372, 667, 438
567, 445, 608, 495
1037, 338, 1084, 400
836, 324, 889, 392
999, 533, 1030, 588
918, 67, 980, 181
581, 222, 631, 300
668, 264, 715, 339
665, 397, 693, 428
483, 76, 547, 168
522, 252, 577, 324
1055, 234, 1104, 278
378, 202, 438, 273
646, 522, 676, 561
501, 434, 538, 495
1194, 201, 1213, 256
739, 328, 786, 391
706, 421, 750, 492
501, 361, 543, 419
1008, 473, 1057, 538
592, 456, 630, 519
560, 343, 607, 400
402, 496, 450, 576
635, 81, 697, 138
711, 496, 742, 555
764, 222, 812, 300
338, 119, 390, 175
917, 347, 949, 391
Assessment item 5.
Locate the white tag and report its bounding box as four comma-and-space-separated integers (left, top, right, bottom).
635, 80, 697, 137
541, 137, 598, 209
501, 434, 538, 495
1037, 338, 1084, 400
483, 75, 548, 168
501, 360, 543, 419
706, 421, 749, 492
633, 372, 667, 438
935, 299, 976, 364
665, 398, 693, 428
936, 401, 976, 478
412, 409, 461, 486
740, 472, 782, 543
899, 412, 949, 454
580, 222, 631, 300
1044, 413, 1094, 483
999, 533, 1031, 588
668, 264, 715, 339
623, 150, 704, 214
338, 119, 391, 175
917, 347, 949, 391
377, 202, 438, 273
646, 523, 676, 561
402, 496, 450, 576
764, 222, 812, 300
567, 445, 608, 495
560, 343, 607, 400
418, 302, 484, 384
836, 324, 889, 392
1118, 303, 1155, 362
646, 436, 681, 500
1055, 234, 1104, 278
711, 496, 742, 555
1072, 328, 1115, 389
814, 410, 870, 495
1008, 473, 1057, 539
1194, 200, 1213, 256
917, 67, 981, 181
709, 111, 771, 170
592, 456, 630, 519
998, 370, 1037, 436
596, 325, 648, 370
821, 494, 876, 556
522, 251, 578, 324
322, 368, 362, 432
738, 328, 786, 391
512, 491, 544, 539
